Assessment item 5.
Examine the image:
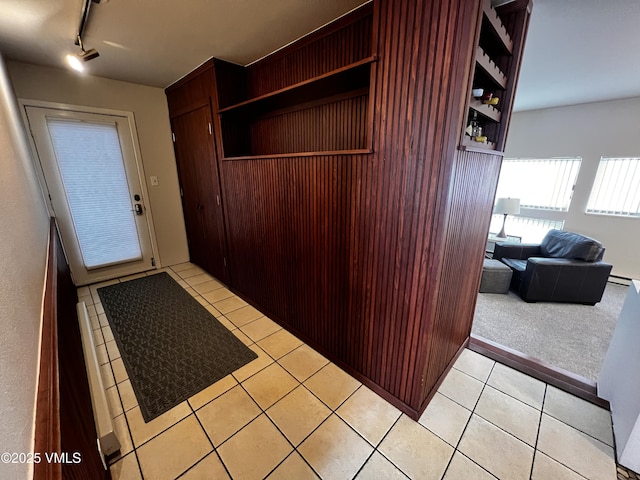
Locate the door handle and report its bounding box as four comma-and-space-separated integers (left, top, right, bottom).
134, 204, 143, 215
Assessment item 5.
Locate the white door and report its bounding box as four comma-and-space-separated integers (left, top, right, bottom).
25, 105, 156, 285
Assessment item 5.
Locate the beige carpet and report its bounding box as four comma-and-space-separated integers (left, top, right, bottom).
471, 282, 628, 382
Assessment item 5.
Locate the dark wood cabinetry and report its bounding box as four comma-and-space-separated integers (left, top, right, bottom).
461, 0, 532, 153
215, 7, 374, 159
166, 69, 229, 284
165, 0, 531, 419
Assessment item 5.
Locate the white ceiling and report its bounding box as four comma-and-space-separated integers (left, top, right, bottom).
513, 0, 640, 111
0, 0, 367, 88
0, 0, 639, 111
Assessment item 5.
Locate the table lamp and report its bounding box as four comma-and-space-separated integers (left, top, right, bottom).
494, 197, 520, 238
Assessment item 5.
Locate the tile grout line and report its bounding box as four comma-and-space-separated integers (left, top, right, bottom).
442, 359, 499, 480
528, 383, 546, 480
185, 404, 234, 480
232, 380, 303, 478
366, 415, 408, 478
536, 390, 593, 480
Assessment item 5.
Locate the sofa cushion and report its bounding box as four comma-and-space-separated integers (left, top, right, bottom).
501, 258, 527, 272
540, 229, 604, 262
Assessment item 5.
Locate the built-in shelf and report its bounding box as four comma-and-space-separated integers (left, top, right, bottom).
482, 0, 513, 54
222, 149, 374, 161
218, 56, 376, 115
475, 47, 507, 89
469, 98, 501, 122
460, 0, 532, 152
460, 136, 501, 155
219, 56, 375, 159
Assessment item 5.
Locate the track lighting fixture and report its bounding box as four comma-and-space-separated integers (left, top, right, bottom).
66, 36, 99, 72
66, 0, 101, 72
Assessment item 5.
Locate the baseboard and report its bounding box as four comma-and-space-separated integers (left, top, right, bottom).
469, 334, 610, 409
609, 275, 632, 286
76, 302, 120, 460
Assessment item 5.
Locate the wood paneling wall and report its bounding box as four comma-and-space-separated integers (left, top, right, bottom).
420, 150, 502, 407
218, 0, 482, 416
34, 220, 63, 480
245, 7, 373, 97
248, 94, 369, 155
35, 219, 108, 479
166, 0, 527, 417
349, 0, 482, 411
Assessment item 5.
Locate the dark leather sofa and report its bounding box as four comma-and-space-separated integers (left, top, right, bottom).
493, 229, 613, 304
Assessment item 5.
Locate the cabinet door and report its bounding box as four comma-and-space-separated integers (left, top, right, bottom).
172, 106, 228, 283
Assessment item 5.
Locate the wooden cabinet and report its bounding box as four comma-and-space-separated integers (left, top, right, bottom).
164, 0, 531, 420
213, 9, 374, 160
460, 0, 532, 153
166, 70, 229, 284
218, 57, 374, 159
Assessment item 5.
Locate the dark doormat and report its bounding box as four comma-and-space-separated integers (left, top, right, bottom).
97, 272, 257, 422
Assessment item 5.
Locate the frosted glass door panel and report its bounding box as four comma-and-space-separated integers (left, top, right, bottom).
25, 104, 155, 285
47, 120, 142, 269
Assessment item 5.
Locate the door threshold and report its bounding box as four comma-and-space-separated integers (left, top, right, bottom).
469, 334, 609, 409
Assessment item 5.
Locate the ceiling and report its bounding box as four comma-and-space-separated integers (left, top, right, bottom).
0, 0, 639, 111
513, 0, 640, 111
0, 0, 367, 88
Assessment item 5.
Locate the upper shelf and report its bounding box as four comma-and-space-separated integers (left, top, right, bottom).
483, 0, 513, 54
469, 98, 501, 122
218, 56, 376, 116
475, 46, 507, 89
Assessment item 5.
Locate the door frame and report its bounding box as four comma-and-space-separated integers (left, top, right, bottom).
19, 99, 161, 282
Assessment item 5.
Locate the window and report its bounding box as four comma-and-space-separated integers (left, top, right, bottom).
587, 157, 640, 217
496, 157, 581, 211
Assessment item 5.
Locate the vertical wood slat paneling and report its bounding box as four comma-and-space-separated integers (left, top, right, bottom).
349, 0, 478, 409
217, 11, 374, 159
246, 7, 373, 98
220, 0, 480, 415
248, 95, 369, 155
35, 219, 108, 479
421, 150, 502, 405
34, 219, 62, 480
167, 0, 528, 418
222, 155, 358, 358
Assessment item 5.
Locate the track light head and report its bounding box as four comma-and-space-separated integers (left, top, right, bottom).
80, 47, 100, 62
66, 36, 99, 72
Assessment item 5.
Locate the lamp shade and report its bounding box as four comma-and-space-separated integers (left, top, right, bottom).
494, 197, 521, 215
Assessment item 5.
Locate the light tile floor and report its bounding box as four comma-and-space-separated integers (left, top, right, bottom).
79, 263, 619, 480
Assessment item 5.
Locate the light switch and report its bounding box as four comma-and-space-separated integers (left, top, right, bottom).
150, 176, 159, 186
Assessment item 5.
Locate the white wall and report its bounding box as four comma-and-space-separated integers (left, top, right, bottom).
6, 61, 189, 268
504, 97, 640, 279
0, 53, 49, 480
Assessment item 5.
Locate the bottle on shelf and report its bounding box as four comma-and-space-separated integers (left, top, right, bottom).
466, 110, 480, 137
465, 111, 488, 144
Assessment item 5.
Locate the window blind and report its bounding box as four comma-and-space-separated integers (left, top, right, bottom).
496, 158, 581, 211
587, 157, 640, 217
47, 119, 142, 269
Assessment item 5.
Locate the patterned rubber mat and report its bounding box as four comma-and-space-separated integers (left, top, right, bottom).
98, 272, 257, 422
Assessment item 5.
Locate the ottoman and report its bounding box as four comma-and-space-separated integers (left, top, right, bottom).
480, 259, 512, 294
